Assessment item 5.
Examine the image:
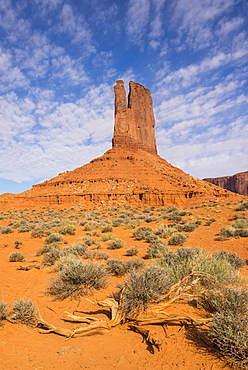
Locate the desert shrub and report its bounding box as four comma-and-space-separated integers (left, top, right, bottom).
107, 259, 127, 276
101, 225, 113, 233
31, 228, 50, 238
213, 250, 245, 269
133, 227, 153, 240
145, 216, 159, 223
18, 224, 33, 233
232, 218, 248, 229
198, 255, 241, 287
61, 243, 90, 258
48, 256, 108, 300
236, 200, 248, 211
146, 240, 170, 259
168, 233, 187, 246
158, 247, 204, 282
0, 302, 8, 323
58, 225, 76, 235
167, 213, 182, 223
36, 242, 61, 256
125, 258, 145, 272
108, 238, 124, 250
12, 299, 36, 325
14, 240, 23, 248
9, 251, 25, 262
218, 226, 248, 240
94, 251, 110, 260
112, 218, 128, 227
206, 308, 248, 368
44, 233, 64, 244
182, 223, 199, 232
126, 246, 139, 256
0, 226, 14, 234
120, 265, 175, 315
42, 249, 61, 266
83, 237, 96, 246
199, 287, 248, 316
84, 221, 99, 231
101, 233, 117, 242
143, 207, 151, 213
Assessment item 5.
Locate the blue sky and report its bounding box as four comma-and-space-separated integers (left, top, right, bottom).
0, 0, 247, 194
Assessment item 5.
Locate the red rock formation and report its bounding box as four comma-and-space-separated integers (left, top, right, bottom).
0, 81, 242, 209
204, 171, 248, 196
113, 80, 157, 155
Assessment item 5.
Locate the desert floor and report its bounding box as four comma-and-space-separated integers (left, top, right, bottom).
0, 200, 247, 370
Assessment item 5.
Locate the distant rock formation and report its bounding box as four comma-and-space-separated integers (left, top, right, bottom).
112, 80, 157, 155
0, 81, 242, 209
204, 171, 248, 196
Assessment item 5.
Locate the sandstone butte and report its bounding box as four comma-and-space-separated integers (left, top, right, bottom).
0, 80, 243, 209
204, 171, 248, 196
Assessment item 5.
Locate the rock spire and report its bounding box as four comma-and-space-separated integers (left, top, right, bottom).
112, 80, 157, 155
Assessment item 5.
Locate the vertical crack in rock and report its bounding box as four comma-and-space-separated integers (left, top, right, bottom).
112, 80, 157, 155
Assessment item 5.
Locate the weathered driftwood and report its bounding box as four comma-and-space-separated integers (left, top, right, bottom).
34, 273, 213, 351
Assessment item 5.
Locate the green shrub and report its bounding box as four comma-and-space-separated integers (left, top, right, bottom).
126, 246, 139, 256
101, 233, 117, 242
236, 200, 248, 211
18, 224, 33, 233
31, 228, 50, 238
9, 252, 25, 262
36, 242, 61, 256
12, 299, 36, 325
206, 306, 248, 368
42, 249, 61, 266
48, 256, 108, 300
133, 227, 153, 240
146, 240, 170, 259
108, 238, 124, 250
168, 233, 187, 246
232, 218, 248, 229
0, 226, 14, 234
84, 221, 99, 231
107, 259, 127, 276
213, 250, 245, 269
125, 258, 145, 272
14, 240, 23, 248
182, 223, 198, 232
101, 225, 113, 233
120, 265, 174, 315
58, 225, 76, 235
44, 233, 64, 244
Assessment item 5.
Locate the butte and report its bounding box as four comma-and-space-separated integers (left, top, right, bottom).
0, 80, 242, 209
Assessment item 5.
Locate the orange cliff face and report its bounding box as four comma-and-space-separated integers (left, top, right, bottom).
204, 171, 248, 196
0, 81, 243, 209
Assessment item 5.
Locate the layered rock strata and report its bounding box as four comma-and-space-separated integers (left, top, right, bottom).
0, 81, 242, 209
204, 171, 248, 196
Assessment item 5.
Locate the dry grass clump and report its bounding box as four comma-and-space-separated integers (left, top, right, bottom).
9, 251, 25, 262
47, 255, 108, 300
12, 299, 37, 326
120, 265, 175, 315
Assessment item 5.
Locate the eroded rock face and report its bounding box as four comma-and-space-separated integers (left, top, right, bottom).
204, 171, 248, 196
112, 80, 157, 155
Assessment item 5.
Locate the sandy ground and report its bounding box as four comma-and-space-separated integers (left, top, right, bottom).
0, 201, 247, 370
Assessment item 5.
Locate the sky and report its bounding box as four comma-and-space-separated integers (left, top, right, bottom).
0, 0, 247, 195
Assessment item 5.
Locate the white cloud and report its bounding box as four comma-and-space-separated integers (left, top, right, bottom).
0, 83, 114, 182
126, 0, 151, 44
172, 0, 241, 49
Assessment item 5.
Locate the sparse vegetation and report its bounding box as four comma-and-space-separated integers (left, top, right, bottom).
48, 255, 108, 300
9, 251, 25, 262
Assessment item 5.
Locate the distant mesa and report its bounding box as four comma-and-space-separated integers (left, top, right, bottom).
204, 171, 248, 196
0, 80, 242, 209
